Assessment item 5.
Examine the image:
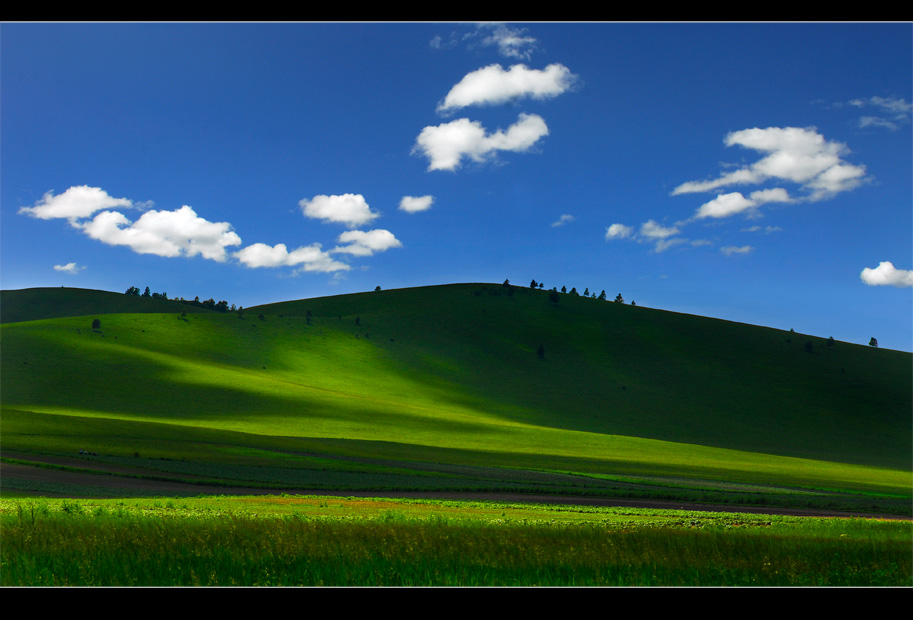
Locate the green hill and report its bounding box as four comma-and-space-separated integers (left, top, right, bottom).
2, 283, 910, 512
1, 287, 213, 324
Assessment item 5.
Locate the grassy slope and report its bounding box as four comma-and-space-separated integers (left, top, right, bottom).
1, 284, 910, 500
0, 287, 213, 324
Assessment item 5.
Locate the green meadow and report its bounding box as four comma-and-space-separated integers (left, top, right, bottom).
1, 283, 911, 585
2, 495, 910, 586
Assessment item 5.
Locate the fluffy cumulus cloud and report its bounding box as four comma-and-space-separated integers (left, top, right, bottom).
53, 262, 85, 275
235, 242, 350, 273
19, 185, 133, 221
399, 195, 434, 213
299, 194, 380, 228
673, 127, 867, 202
19, 185, 402, 274
413, 113, 549, 171
683, 188, 793, 221
79, 206, 242, 262
332, 229, 403, 256
860, 261, 913, 287
437, 63, 577, 114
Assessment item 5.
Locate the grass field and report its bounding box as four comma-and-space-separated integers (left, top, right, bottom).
2, 495, 910, 586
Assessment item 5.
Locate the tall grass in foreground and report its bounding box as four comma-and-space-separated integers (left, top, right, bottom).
2, 499, 910, 586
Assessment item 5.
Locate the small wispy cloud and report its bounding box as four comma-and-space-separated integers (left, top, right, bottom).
720, 245, 754, 256
860, 261, 913, 287
606, 220, 687, 253
551, 214, 575, 227
741, 225, 782, 234
849, 96, 912, 131
53, 262, 85, 275
477, 24, 539, 60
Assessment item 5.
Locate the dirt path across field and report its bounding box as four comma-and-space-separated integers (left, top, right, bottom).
3, 460, 909, 520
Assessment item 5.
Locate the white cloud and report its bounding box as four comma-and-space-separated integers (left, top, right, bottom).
413, 113, 549, 171
19, 185, 133, 221
79, 205, 241, 262
721, 245, 754, 256
605, 223, 634, 239
399, 195, 434, 213
741, 225, 782, 234
477, 24, 538, 60
552, 214, 575, 227
850, 96, 912, 130
653, 238, 689, 253
299, 194, 379, 228
53, 262, 85, 275
606, 220, 687, 252
859, 116, 901, 131
749, 187, 791, 204
640, 220, 680, 240
860, 261, 913, 287
235, 242, 350, 273
695, 192, 758, 219
437, 63, 577, 113
332, 229, 402, 256
672, 127, 867, 202
21, 185, 399, 275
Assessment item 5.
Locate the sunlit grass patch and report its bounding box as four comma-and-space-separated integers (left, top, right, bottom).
2, 495, 910, 586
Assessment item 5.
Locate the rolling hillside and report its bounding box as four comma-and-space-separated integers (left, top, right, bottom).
0, 287, 214, 324
1, 283, 910, 511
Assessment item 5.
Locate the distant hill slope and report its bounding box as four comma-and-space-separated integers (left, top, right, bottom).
3, 282, 909, 478
0, 287, 213, 324
248, 282, 913, 469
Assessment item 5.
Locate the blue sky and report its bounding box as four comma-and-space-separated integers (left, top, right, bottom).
3, 22, 911, 351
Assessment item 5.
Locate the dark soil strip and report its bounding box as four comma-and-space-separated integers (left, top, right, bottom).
3, 462, 909, 520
